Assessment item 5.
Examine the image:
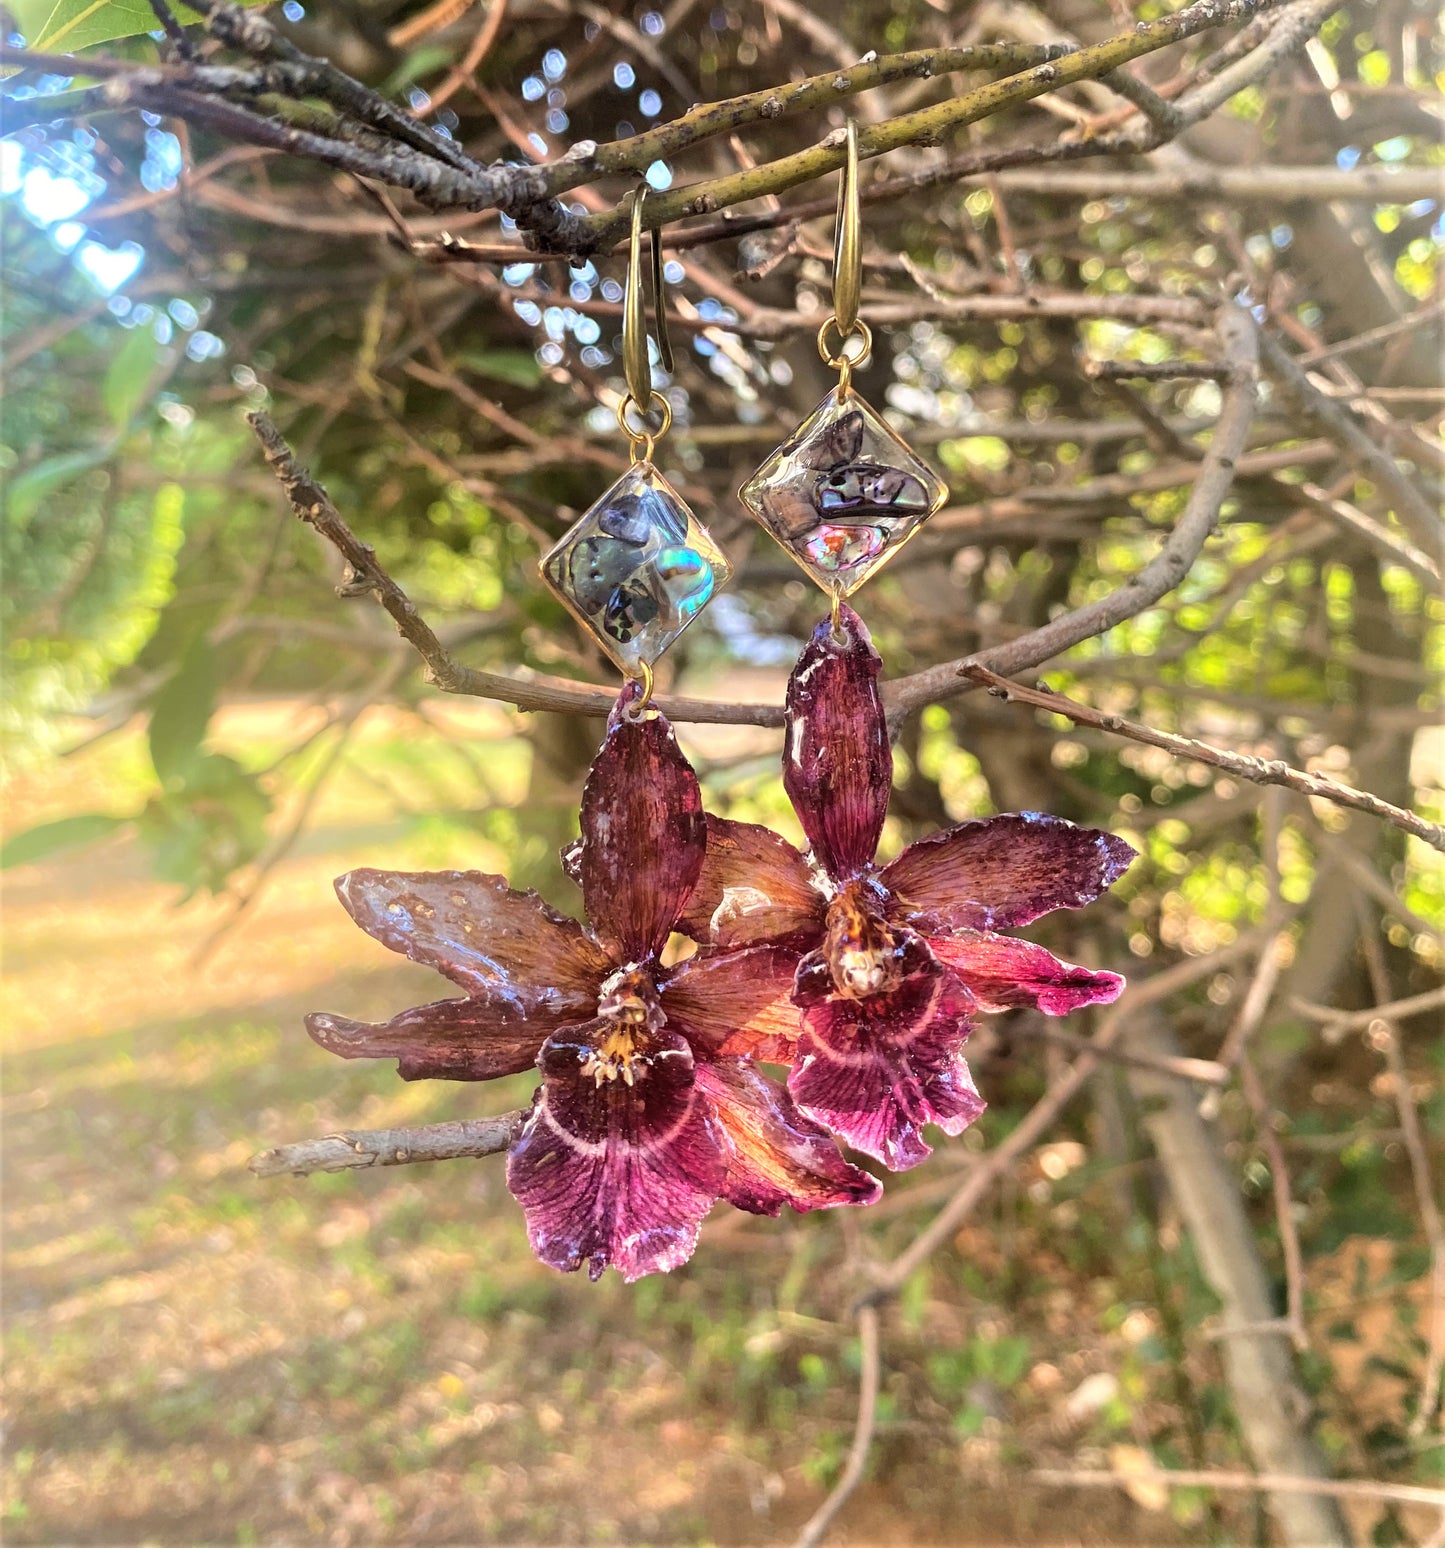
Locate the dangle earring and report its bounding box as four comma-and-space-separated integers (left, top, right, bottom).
541, 187, 732, 710
740, 122, 947, 617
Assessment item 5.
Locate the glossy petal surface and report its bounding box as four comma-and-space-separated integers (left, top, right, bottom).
540, 462, 732, 674
783, 604, 892, 883
881, 814, 1137, 932
578, 694, 706, 964
305, 998, 547, 1081
739, 386, 947, 598
506, 1018, 727, 1282
334, 868, 609, 1002
789, 933, 984, 1171
927, 930, 1126, 1015
695, 1059, 881, 1216
661, 943, 803, 1061
676, 816, 822, 948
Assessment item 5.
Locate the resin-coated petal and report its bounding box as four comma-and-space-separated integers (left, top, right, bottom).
789, 934, 984, 1171
661, 942, 804, 1061
783, 604, 891, 884
695, 1059, 881, 1216
881, 814, 1137, 932
305, 998, 546, 1081
506, 1019, 727, 1282
676, 816, 822, 948
927, 930, 1125, 1015
334, 868, 610, 1002
578, 693, 706, 964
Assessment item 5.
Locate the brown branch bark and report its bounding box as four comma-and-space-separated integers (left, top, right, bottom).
249, 1112, 525, 1176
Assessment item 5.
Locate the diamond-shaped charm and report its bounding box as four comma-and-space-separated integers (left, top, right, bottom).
541, 462, 732, 675
739, 386, 947, 598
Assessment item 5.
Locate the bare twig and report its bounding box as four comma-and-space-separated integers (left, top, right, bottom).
962, 664, 1445, 853
791, 1305, 882, 1548
1032, 1467, 1445, 1510
249, 1112, 525, 1176
1291, 986, 1445, 1033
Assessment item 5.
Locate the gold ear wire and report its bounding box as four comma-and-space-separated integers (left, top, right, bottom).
623, 185, 673, 424
833, 121, 861, 339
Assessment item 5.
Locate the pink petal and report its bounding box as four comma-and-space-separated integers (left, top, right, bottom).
783, 604, 891, 883
695, 1059, 880, 1216
676, 816, 823, 948
506, 1019, 727, 1282
578, 692, 706, 963
334, 868, 610, 999
305, 999, 548, 1081
789, 933, 984, 1171
928, 930, 1125, 1015
881, 814, 1136, 931
661, 943, 803, 1062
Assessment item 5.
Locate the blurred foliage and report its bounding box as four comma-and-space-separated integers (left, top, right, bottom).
1, 0, 1442, 1538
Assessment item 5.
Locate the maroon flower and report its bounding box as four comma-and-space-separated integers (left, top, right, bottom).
679, 606, 1135, 1170
306, 688, 879, 1282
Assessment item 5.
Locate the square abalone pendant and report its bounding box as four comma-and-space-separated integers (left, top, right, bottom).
739, 386, 947, 598
541, 463, 732, 674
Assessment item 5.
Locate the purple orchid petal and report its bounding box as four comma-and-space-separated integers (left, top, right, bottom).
506, 1017, 727, 1282
881, 814, 1136, 931
334, 868, 610, 1001
676, 816, 823, 948
783, 604, 892, 883
928, 930, 1125, 1015
578, 691, 706, 964
695, 1059, 881, 1216
305, 998, 548, 1081
789, 932, 984, 1171
660, 942, 803, 1062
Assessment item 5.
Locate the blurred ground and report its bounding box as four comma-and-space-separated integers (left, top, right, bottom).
0, 706, 1431, 1545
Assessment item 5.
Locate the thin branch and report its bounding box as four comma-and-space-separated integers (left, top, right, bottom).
1291, 986, 1445, 1033
249, 1112, 525, 1176
1355, 907, 1445, 1440
1031, 1467, 1445, 1509
791, 1304, 882, 1548
962, 663, 1445, 853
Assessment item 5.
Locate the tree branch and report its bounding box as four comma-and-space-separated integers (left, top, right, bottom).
248, 1112, 525, 1176
960, 663, 1445, 852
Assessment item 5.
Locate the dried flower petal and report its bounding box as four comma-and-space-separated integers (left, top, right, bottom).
695, 1059, 881, 1215
506, 1018, 727, 1282
789, 932, 984, 1170
881, 814, 1137, 932
305, 999, 548, 1081
577, 693, 706, 963
676, 816, 822, 949
661, 943, 802, 1062
783, 605, 892, 883
334, 868, 609, 1004
928, 930, 1125, 1015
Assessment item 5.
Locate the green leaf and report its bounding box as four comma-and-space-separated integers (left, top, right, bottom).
0, 812, 128, 868
102, 322, 159, 428
24, 0, 264, 55
5, 445, 111, 529
455, 350, 543, 389
382, 43, 455, 95
148, 635, 219, 786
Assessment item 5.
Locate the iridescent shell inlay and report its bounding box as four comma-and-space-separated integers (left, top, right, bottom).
542, 463, 731, 672
739, 386, 947, 598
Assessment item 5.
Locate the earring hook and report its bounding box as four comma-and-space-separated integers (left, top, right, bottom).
832, 121, 861, 338
623, 185, 674, 415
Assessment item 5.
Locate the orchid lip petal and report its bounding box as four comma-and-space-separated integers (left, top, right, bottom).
506, 1018, 728, 1282
788, 932, 984, 1171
